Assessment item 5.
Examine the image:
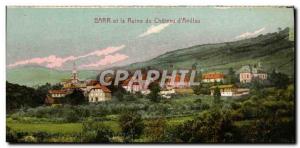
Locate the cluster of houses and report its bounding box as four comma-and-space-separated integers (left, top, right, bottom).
209, 63, 268, 97
45, 62, 268, 105
45, 64, 112, 105
121, 72, 191, 97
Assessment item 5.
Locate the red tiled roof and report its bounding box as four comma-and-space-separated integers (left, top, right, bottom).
202, 73, 224, 79
93, 84, 102, 89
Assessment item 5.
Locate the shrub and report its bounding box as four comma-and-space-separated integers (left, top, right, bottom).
80, 119, 113, 143
64, 109, 80, 122
119, 110, 144, 142
147, 82, 162, 103
145, 117, 167, 142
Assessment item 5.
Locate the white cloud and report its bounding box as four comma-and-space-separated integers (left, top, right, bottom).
79, 53, 129, 68
7, 45, 126, 69
234, 27, 265, 40
139, 23, 171, 38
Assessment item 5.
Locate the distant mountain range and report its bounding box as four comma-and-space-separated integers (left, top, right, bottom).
6, 66, 99, 87
7, 28, 294, 87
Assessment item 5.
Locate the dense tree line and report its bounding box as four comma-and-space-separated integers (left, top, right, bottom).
7, 81, 88, 113
6, 82, 50, 113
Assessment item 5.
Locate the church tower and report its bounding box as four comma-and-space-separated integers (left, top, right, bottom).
71, 62, 78, 83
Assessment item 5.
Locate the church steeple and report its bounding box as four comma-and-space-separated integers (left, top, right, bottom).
71, 62, 78, 83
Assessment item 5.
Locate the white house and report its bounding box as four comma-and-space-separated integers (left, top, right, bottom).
159, 88, 176, 99
202, 72, 224, 83
88, 84, 112, 102
239, 63, 267, 83
210, 85, 250, 97
122, 76, 151, 94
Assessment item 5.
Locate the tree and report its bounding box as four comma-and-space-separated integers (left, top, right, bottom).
213, 87, 221, 105
169, 109, 243, 143
147, 82, 162, 102
269, 70, 290, 89
192, 85, 202, 95
63, 89, 86, 105
111, 85, 127, 101
119, 111, 144, 142
173, 120, 195, 142
226, 68, 238, 84
6, 81, 45, 113
193, 83, 210, 95
250, 78, 264, 96
81, 119, 113, 143
171, 109, 225, 143
217, 112, 238, 142
249, 117, 295, 143
145, 117, 167, 142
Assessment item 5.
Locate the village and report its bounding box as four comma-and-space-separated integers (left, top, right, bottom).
5, 6, 295, 143
45, 62, 268, 105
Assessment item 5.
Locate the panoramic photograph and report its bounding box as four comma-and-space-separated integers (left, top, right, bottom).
6, 6, 295, 143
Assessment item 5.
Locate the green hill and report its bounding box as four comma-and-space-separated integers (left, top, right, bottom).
7, 28, 295, 87
127, 28, 295, 76
6, 66, 99, 87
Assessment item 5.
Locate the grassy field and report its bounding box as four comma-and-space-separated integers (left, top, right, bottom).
6, 94, 228, 135
6, 87, 295, 143
7, 114, 195, 134
7, 122, 82, 134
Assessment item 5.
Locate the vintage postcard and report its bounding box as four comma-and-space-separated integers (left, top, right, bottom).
6, 6, 295, 143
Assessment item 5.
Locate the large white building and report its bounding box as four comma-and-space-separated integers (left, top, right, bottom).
239, 63, 268, 83
88, 84, 112, 102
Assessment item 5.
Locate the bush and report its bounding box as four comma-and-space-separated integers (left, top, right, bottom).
145, 117, 167, 142
61, 89, 87, 105
64, 109, 80, 122
119, 110, 144, 142
80, 119, 113, 143
147, 82, 162, 102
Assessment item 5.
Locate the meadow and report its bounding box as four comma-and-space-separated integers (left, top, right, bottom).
6, 80, 295, 143
7, 95, 206, 132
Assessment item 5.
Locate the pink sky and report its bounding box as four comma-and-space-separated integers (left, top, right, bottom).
7, 45, 127, 69
79, 53, 129, 69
